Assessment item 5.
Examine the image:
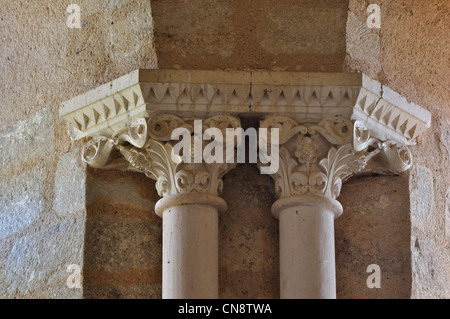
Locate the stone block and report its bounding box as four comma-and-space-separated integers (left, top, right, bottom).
409, 165, 434, 230
261, 5, 346, 55
346, 12, 381, 77
0, 108, 54, 174
411, 236, 450, 298
53, 150, 86, 216
0, 167, 46, 239
84, 216, 160, 273
446, 188, 450, 241
2, 217, 85, 298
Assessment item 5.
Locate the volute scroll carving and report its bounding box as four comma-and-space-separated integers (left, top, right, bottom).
261, 115, 413, 200
81, 114, 241, 198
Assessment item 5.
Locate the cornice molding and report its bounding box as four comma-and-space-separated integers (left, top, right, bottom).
60, 70, 430, 147
59, 70, 431, 200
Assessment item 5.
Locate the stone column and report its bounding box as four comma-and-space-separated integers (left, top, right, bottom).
61, 69, 428, 300
105, 114, 240, 299
155, 193, 226, 298
273, 194, 342, 298
260, 116, 412, 299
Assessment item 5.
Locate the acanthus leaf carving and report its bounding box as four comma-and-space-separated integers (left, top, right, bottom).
147, 140, 181, 197
82, 114, 240, 198
319, 144, 354, 199
264, 115, 413, 201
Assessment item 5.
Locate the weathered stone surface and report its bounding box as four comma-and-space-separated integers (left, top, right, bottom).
104, 1, 157, 71
261, 5, 346, 55
86, 172, 156, 209
0, 1, 158, 132
0, 108, 54, 174
0, 167, 46, 239
220, 164, 279, 299
53, 151, 86, 216
152, 0, 235, 58
2, 217, 85, 298
446, 188, 450, 240
345, 11, 381, 78
336, 174, 411, 299
409, 165, 434, 230
411, 236, 450, 299
152, 0, 348, 71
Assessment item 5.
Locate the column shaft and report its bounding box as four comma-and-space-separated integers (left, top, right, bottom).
279, 205, 336, 298
162, 204, 218, 299
155, 193, 227, 299
273, 195, 342, 299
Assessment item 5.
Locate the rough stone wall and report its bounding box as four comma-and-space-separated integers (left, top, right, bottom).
346, 0, 450, 298
336, 174, 411, 299
0, 0, 157, 298
0, 0, 447, 299
152, 0, 349, 71
83, 167, 412, 299
84, 168, 161, 298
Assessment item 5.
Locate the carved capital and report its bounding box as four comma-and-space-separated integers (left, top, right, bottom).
260, 115, 413, 200
60, 70, 430, 203
81, 114, 240, 198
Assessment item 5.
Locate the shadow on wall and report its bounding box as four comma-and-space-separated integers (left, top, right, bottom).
82, 166, 411, 298
151, 0, 349, 71
336, 173, 412, 299
83, 167, 162, 298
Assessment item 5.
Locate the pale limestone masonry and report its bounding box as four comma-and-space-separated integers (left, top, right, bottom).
0, 167, 46, 239
346, 2, 450, 298
60, 69, 431, 299
411, 236, 450, 298
1, 0, 447, 300
0, 108, 54, 175
2, 218, 85, 298
53, 151, 86, 217
0, 107, 84, 298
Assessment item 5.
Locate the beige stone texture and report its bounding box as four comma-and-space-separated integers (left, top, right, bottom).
0, 0, 448, 299
152, 0, 349, 71
0, 0, 158, 298
346, 0, 450, 298
336, 174, 411, 299
84, 168, 161, 299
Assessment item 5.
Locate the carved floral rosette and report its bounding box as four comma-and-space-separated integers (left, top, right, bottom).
259, 116, 412, 200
